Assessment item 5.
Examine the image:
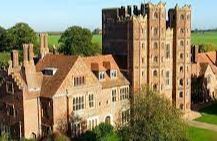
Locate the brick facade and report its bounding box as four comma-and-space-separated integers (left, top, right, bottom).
102, 2, 191, 111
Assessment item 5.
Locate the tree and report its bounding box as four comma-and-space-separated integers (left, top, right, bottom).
0, 26, 5, 36
0, 23, 37, 51
58, 26, 101, 56
117, 87, 189, 141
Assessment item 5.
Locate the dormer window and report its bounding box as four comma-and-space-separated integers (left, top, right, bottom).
42, 68, 57, 76
99, 72, 105, 80
110, 70, 117, 79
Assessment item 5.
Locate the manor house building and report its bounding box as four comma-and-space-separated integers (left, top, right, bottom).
0, 34, 130, 139
102, 2, 191, 111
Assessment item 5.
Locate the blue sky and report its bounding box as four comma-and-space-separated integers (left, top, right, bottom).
0, 0, 216, 31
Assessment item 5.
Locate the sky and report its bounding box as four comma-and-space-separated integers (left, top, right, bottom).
0, 0, 216, 32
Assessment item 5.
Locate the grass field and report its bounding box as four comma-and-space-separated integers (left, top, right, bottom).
188, 126, 217, 141
192, 31, 217, 51
195, 103, 217, 125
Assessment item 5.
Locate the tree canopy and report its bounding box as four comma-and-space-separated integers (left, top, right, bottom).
58, 26, 101, 56
117, 88, 189, 141
0, 23, 37, 52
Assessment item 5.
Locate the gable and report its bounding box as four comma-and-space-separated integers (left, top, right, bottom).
54, 57, 101, 97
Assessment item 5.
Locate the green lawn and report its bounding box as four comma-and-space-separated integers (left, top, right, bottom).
188, 126, 217, 141
195, 103, 217, 125
192, 31, 217, 51
48, 34, 61, 46
92, 34, 102, 47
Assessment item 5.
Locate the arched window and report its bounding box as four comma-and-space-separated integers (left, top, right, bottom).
180, 79, 183, 86
154, 56, 158, 63
153, 70, 158, 77
180, 28, 185, 34
166, 44, 170, 59
153, 84, 157, 90
105, 116, 111, 124
180, 40, 184, 47
153, 42, 158, 49
179, 91, 183, 98
180, 53, 184, 59
180, 14, 185, 20
180, 66, 184, 73
180, 104, 184, 110
154, 12, 158, 19
153, 28, 158, 36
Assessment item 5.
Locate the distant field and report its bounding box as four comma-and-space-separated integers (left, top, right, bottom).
48, 35, 61, 46
192, 31, 217, 51
188, 126, 217, 141
92, 34, 102, 47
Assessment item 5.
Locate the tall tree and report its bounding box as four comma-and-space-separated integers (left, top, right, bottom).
0, 23, 37, 51
117, 88, 189, 141
58, 26, 101, 56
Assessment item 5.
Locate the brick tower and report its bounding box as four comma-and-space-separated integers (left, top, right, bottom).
102, 2, 191, 111
168, 5, 192, 111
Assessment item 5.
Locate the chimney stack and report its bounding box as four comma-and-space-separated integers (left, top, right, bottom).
11, 50, 19, 68
23, 44, 29, 66
39, 33, 49, 58
28, 44, 34, 64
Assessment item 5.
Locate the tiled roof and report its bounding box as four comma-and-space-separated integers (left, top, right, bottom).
83, 55, 119, 70
83, 55, 129, 88
196, 51, 217, 76
197, 52, 216, 64
36, 54, 78, 97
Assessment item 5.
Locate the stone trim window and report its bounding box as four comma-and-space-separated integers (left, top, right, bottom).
6, 104, 16, 117
120, 86, 129, 100
71, 122, 83, 137
153, 42, 158, 49
153, 84, 158, 91
179, 91, 183, 98
112, 89, 117, 102
166, 44, 170, 59
153, 28, 158, 36
99, 72, 105, 80
110, 70, 117, 79
180, 14, 185, 20
180, 53, 184, 59
180, 104, 184, 110
89, 94, 94, 108
88, 117, 98, 130
6, 81, 14, 95
154, 56, 158, 63
74, 76, 85, 86
180, 40, 184, 47
153, 12, 158, 19
166, 71, 170, 86
153, 70, 158, 77
179, 79, 184, 86
73, 96, 84, 111
122, 109, 130, 124
180, 66, 184, 73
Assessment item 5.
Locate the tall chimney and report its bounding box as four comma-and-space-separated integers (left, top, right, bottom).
28, 44, 34, 64
44, 33, 48, 50
40, 33, 44, 50
11, 50, 19, 68
23, 44, 29, 66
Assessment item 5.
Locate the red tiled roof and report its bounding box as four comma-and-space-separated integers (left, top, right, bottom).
36, 54, 78, 97
83, 55, 129, 88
